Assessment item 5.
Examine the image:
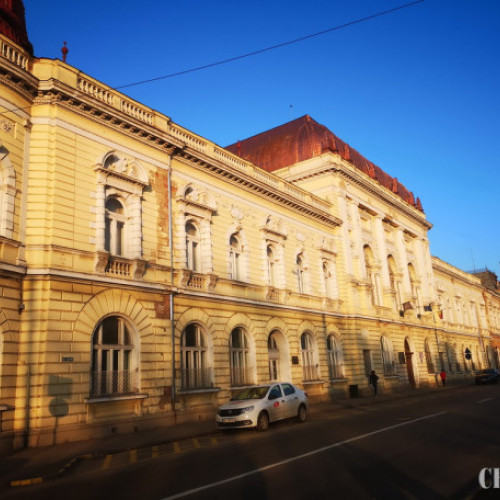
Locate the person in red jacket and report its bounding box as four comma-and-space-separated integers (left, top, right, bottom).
439, 369, 447, 386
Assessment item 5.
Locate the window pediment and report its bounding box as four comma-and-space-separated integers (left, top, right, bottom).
178, 185, 217, 216
261, 215, 287, 240
95, 151, 149, 188
318, 237, 337, 256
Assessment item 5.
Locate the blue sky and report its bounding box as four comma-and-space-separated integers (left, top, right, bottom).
23, 0, 500, 275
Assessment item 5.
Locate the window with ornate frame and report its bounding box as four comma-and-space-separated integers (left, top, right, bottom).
94, 151, 148, 278
90, 316, 138, 397
229, 234, 243, 281
322, 260, 338, 299
364, 245, 381, 306
267, 245, 279, 287
181, 323, 211, 390
176, 184, 216, 276
301, 332, 318, 381
186, 221, 201, 272
381, 336, 395, 375
296, 253, 306, 294
327, 334, 344, 380
268, 332, 280, 381
424, 338, 435, 374
105, 197, 126, 256
387, 255, 402, 311
230, 327, 252, 386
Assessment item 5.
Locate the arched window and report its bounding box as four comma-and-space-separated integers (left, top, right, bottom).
229, 234, 243, 281
105, 197, 126, 256
381, 336, 395, 375
407, 263, 421, 310
296, 253, 305, 294
327, 334, 344, 379
268, 332, 280, 381
181, 324, 210, 389
91, 316, 137, 396
364, 245, 380, 306
267, 245, 278, 287
230, 328, 251, 386
301, 332, 318, 381
186, 222, 201, 272
322, 260, 337, 299
424, 338, 435, 374
387, 255, 401, 311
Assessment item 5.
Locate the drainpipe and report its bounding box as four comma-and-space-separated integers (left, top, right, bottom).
167, 155, 176, 418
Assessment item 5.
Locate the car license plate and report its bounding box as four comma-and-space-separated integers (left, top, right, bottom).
223, 418, 236, 423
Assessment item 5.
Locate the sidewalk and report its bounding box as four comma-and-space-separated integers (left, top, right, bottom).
0, 384, 466, 490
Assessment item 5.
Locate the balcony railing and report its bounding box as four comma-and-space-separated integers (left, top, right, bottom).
302, 364, 320, 382
90, 370, 138, 397
106, 256, 132, 277
180, 367, 213, 391
230, 366, 254, 387
382, 362, 396, 376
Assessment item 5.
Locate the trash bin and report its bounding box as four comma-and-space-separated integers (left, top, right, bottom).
349, 384, 359, 398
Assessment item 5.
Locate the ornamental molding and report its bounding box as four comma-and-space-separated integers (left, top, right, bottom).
94, 150, 149, 187
15, 68, 341, 229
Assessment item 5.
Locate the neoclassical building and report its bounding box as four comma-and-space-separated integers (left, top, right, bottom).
0, 0, 499, 451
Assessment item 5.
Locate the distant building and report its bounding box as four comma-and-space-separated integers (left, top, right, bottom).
0, 0, 499, 452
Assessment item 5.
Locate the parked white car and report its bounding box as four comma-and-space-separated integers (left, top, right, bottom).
216, 382, 308, 431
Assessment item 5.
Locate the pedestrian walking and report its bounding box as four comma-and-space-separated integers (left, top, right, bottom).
439, 369, 447, 387
369, 370, 379, 396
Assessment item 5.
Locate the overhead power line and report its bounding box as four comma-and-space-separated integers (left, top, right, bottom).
114, 0, 428, 91
0, 0, 428, 116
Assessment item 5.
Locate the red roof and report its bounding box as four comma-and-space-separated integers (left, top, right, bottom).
226, 115, 423, 212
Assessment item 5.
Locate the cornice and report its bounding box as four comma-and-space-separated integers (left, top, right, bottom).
172, 148, 342, 228
432, 257, 482, 286
0, 57, 37, 104
30, 76, 341, 229
282, 153, 432, 229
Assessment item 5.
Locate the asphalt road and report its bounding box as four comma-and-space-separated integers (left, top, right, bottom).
3, 384, 500, 500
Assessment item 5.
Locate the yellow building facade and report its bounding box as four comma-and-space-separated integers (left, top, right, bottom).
0, 1, 499, 452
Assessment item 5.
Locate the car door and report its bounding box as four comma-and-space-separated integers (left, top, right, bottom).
267, 384, 286, 422
281, 383, 300, 417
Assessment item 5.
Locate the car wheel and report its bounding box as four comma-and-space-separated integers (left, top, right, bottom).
256, 411, 270, 432
296, 404, 307, 423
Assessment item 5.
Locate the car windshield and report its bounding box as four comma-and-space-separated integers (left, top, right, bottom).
230, 386, 270, 401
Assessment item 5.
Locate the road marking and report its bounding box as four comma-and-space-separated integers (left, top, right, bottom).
152, 445, 159, 458
130, 449, 138, 463
192, 438, 201, 449
477, 397, 494, 404
161, 410, 447, 500
211, 437, 218, 445
173, 441, 181, 454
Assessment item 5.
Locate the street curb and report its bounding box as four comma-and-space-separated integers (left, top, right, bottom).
6, 384, 475, 488
7, 430, 218, 488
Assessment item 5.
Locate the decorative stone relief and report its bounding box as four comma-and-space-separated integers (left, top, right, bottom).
0, 118, 15, 136
231, 205, 244, 221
